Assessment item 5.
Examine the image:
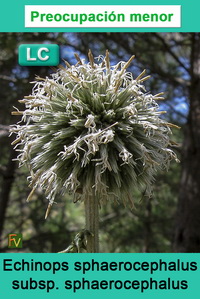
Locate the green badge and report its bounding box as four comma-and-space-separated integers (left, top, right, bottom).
18, 44, 59, 66
8, 233, 23, 248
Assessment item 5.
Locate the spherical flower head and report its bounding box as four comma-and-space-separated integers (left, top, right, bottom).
11, 50, 179, 212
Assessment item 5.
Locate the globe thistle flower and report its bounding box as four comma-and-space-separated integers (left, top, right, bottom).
11, 50, 179, 252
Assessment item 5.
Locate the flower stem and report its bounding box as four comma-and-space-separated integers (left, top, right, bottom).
84, 191, 99, 253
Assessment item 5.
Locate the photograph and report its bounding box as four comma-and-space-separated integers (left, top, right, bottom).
1, 32, 198, 254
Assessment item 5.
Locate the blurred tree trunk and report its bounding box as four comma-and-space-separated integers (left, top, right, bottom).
0, 143, 17, 237
174, 33, 200, 252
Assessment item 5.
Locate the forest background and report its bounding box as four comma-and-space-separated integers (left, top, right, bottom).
0, 32, 199, 253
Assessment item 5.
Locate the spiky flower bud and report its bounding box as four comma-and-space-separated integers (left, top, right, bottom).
11, 51, 179, 214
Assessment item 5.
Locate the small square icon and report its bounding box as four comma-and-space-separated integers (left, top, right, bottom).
8, 233, 23, 248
